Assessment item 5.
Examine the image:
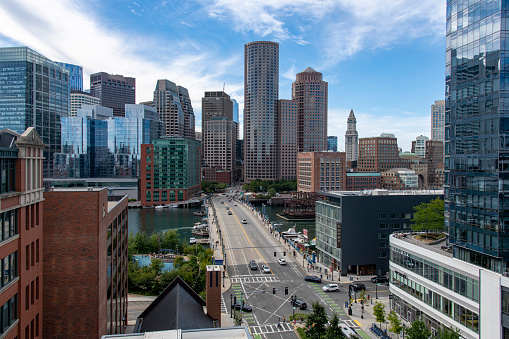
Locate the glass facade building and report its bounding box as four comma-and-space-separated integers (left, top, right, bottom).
54, 62, 83, 91
445, 0, 509, 273
0, 47, 69, 178
327, 136, 338, 152
232, 99, 239, 124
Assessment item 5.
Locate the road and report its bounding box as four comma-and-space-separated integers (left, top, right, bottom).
214, 193, 390, 339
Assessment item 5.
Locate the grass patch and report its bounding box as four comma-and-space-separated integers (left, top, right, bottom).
290, 313, 308, 321
296, 327, 308, 339
415, 232, 446, 242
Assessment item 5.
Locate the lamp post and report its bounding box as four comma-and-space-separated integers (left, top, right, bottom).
354, 289, 357, 303
402, 323, 406, 338
230, 294, 233, 318
361, 299, 364, 319
376, 282, 378, 299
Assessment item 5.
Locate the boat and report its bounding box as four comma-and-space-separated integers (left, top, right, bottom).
193, 211, 206, 216
189, 237, 197, 244
168, 203, 179, 208
273, 223, 284, 228
192, 229, 209, 236
154, 205, 165, 209
193, 223, 208, 230
282, 227, 302, 237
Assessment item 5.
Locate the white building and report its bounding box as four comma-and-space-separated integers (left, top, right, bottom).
431, 100, 445, 141
70, 90, 101, 117
413, 135, 429, 158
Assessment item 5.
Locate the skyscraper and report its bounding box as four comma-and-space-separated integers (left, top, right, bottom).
412, 135, 430, 158
277, 99, 298, 180
55, 62, 83, 91
292, 67, 328, 152
232, 99, 239, 124
445, 0, 509, 273
431, 99, 445, 141
0, 46, 70, 178
345, 109, 358, 162
90, 72, 135, 117
327, 136, 338, 152
178, 85, 195, 140
244, 41, 279, 181
202, 91, 233, 124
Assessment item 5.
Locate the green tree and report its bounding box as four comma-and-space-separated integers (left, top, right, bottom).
150, 258, 164, 276
325, 312, 346, 339
405, 320, 431, 339
373, 301, 386, 328
387, 311, 403, 338
359, 289, 367, 305
306, 301, 328, 339
411, 197, 445, 234
267, 188, 277, 197
436, 325, 461, 339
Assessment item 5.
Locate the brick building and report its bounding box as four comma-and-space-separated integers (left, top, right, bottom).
43, 188, 128, 337
0, 128, 44, 338
357, 134, 410, 172
141, 137, 201, 207
297, 152, 346, 193
346, 173, 381, 190
380, 168, 418, 190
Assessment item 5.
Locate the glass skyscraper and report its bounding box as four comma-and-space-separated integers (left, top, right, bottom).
445, 0, 509, 273
55, 62, 83, 91
327, 136, 338, 152
232, 98, 239, 124
0, 47, 69, 178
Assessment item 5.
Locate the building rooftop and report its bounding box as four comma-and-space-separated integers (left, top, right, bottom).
323, 189, 443, 197
346, 173, 381, 177
101, 327, 252, 339
391, 232, 453, 258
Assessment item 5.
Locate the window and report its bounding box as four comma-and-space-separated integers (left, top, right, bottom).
379, 251, 387, 258
378, 233, 388, 239
379, 213, 387, 220
390, 213, 398, 219
379, 224, 389, 229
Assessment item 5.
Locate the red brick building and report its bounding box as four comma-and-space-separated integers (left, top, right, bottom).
0, 128, 44, 338
43, 188, 128, 338
346, 173, 381, 190
357, 134, 410, 172
297, 152, 346, 193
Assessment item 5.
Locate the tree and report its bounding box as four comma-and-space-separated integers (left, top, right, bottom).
387, 311, 403, 338
405, 320, 431, 339
306, 301, 328, 339
359, 289, 367, 305
437, 325, 461, 339
373, 301, 386, 328
150, 258, 164, 275
411, 197, 444, 234
325, 312, 346, 339
268, 188, 277, 197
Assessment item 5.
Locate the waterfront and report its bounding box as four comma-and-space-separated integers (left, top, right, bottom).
128, 203, 316, 242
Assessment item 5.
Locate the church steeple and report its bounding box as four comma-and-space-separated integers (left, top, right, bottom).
345, 109, 358, 162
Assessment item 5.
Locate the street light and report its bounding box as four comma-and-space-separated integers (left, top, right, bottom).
230, 294, 233, 318
376, 282, 378, 299
361, 299, 364, 319
354, 289, 357, 303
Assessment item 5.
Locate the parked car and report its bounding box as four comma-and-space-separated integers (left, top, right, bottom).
322, 283, 340, 292
277, 258, 287, 265
228, 211, 232, 215
349, 283, 366, 292
232, 302, 253, 312
371, 276, 389, 284
292, 299, 307, 310
261, 265, 271, 274
339, 322, 358, 338
234, 203, 237, 206
241, 219, 247, 224
305, 276, 322, 283
249, 260, 258, 270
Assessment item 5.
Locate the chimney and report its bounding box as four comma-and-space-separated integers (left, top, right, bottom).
205, 265, 222, 326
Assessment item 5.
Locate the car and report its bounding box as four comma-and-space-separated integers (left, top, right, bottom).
221, 201, 224, 204
249, 260, 258, 270
349, 283, 366, 292
305, 276, 322, 283
322, 283, 340, 292
232, 302, 253, 312
234, 203, 237, 206
241, 219, 247, 224
292, 299, 307, 310
261, 265, 271, 274
371, 276, 389, 284
228, 211, 232, 215
277, 258, 287, 265
339, 322, 358, 338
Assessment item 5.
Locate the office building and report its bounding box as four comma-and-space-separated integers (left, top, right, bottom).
345, 110, 359, 162
90, 72, 135, 117
410, 139, 445, 189
277, 99, 298, 180
0, 46, 70, 178
232, 99, 239, 124
297, 151, 346, 193
380, 168, 419, 190
43, 188, 128, 337
244, 41, 279, 182
70, 90, 101, 117
292, 67, 328, 152
195, 132, 202, 141
327, 136, 338, 152
153, 80, 195, 138
202, 91, 233, 123
0, 128, 44, 338
140, 137, 201, 207
202, 117, 237, 184
315, 190, 442, 275
357, 134, 408, 172
54, 62, 83, 91
346, 173, 381, 191
412, 135, 429, 158
431, 99, 445, 141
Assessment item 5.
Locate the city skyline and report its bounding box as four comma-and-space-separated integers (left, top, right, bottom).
0, 0, 444, 151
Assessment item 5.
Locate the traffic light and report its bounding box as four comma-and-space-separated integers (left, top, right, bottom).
273, 288, 276, 294
285, 287, 288, 295
274, 251, 276, 257
283, 251, 286, 256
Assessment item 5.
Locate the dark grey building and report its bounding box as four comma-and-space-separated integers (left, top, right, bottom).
316, 190, 443, 276
90, 72, 135, 117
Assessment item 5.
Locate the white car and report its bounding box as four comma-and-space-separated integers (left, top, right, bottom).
234, 203, 237, 206
261, 265, 271, 274
241, 219, 247, 224
277, 258, 287, 265
322, 284, 340, 292
339, 322, 358, 338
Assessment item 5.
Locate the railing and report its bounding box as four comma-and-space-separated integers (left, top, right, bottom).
370, 323, 391, 339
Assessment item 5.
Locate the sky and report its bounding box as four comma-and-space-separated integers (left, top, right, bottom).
0, 0, 445, 152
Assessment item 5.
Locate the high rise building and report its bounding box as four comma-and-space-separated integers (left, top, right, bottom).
431, 99, 445, 141
232, 99, 239, 124
327, 136, 338, 152
297, 151, 346, 192
202, 91, 233, 124
244, 41, 279, 182
70, 90, 101, 117
0, 46, 69, 178
90, 72, 135, 117
43, 188, 128, 337
54, 62, 83, 91
0, 128, 45, 338
345, 109, 359, 162
357, 134, 408, 172
277, 99, 298, 180
412, 135, 430, 158
153, 80, 195, 138
292, 67, 328, 152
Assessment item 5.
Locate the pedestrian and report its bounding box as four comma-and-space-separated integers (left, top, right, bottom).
320, 274, 322, 280
278, 317, 281, 329
283, 317, 285, 323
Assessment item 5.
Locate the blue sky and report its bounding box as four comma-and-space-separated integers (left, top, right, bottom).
0, 0, 445, 151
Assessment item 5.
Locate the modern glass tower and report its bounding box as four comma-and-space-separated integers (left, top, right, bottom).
244, 41, 279, 181
0, 47, 70, 178
232, 99, 239, 124
54, 62, 83, 91
327, 136, 338, 152
445, 0, 509, 273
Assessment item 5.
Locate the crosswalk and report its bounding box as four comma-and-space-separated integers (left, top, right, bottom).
343, 319, 360, 328
221, 295, 228, 314
231, 276, 280, 283
250, 323, 294, 334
